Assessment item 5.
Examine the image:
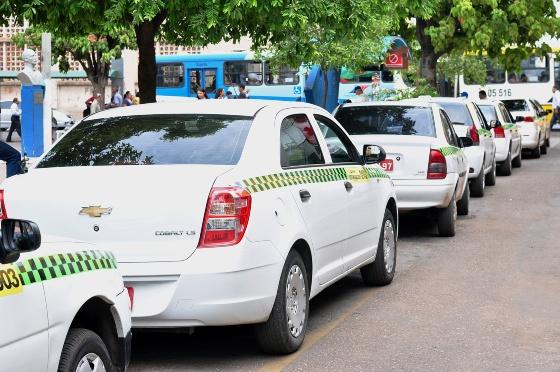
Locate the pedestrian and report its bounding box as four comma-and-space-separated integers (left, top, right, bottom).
196, 87, 209, 100
0, 141, 22, 178
215, 88, 226, 99
111, 87, 123, 107
352, 86, 367, 102
133, 91, 140, 105
89, 93, 103, 114
551, 86, 560, 127
237, 84, 248, 99
7, 97, 21, 143
478, 90, 487, 100
226, 91, 233, 99
123, 91, 133, 106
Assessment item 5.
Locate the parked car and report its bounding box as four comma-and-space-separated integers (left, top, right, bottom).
420, 97, 497, 198
502, 98, 549, 158
477, 100, 523, 175
1, 100, 398, 354
334, 101, 471, 237
0, 100, 74, 130
0, 218, 131, 372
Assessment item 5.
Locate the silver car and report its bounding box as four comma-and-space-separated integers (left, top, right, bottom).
0, 100, 74, 130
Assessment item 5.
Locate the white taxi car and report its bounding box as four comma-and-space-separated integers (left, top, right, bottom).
333, 101, 471, 237
0, 218, 131, 372
1, 100, 397, 355
477, 100, 523, 174
502, 98, 549, 158
422, 98, 496, 198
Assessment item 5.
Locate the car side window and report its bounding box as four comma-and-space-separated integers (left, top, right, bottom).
498, 104, 513, 123
280, 114, 325, 168
313, 115, 356, 163
474, 104, 490, 129
440, 110, 458, 146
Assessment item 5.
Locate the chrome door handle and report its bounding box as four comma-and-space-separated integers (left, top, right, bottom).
344, 181, 353, 191
299, 189, 311, 202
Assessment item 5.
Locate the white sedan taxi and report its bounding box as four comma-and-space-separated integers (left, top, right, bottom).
333, 101, 471, 237
0, 219, 131, 372
1, 100, 397, 355
422, 98, 497, 198
502, 98, 549, 158
477, 100, 523, 174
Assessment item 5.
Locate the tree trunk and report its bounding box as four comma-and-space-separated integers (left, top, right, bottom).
135, 12, 166, 104
321, 66, 329, 109
415, 18, 439, 88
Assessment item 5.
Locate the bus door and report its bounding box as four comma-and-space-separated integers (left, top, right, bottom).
187, 68, 217, 98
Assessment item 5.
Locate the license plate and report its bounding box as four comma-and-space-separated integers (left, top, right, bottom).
380, 159, 394, 172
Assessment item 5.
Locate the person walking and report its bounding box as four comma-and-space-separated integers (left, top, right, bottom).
7, 97, 21, 142
123, 91, 133, 106
111, 87, 123, 107
551, 86, 560, 127
196, 88, 209, 99
0, 141, 22, 177
89, 93, 103, 114
478, 90, 488, 100
215, 88, 226, 99
237, 84, 249, 99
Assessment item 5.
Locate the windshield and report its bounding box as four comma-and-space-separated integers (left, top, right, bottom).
335, 106, 436, 137
37, 114, 252, 168
433, 102, 474, 126
478, 105, 498, 122
502, 100, 529, 112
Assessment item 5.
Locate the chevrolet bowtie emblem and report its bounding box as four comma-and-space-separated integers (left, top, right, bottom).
79, 205, 112, 218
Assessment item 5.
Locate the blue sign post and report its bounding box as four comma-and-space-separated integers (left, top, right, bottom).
20, 85, 44, 157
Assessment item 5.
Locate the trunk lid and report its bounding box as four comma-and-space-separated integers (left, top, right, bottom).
350, 135, 433, 179
2, 165, 233, 263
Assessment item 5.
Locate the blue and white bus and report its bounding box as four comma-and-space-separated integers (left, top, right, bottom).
156, 52, 305, 100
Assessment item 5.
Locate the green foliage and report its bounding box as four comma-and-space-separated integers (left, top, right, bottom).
437, 54, 487, 85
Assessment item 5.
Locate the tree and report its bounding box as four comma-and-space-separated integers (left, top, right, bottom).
398, 0, 560, 87
2, 2, 135, 106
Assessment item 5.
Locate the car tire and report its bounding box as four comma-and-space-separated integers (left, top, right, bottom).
532, 141, 541, 158
546, 137, 550, 147
486, 159, 497, 185
58, 328, 114, 372
497, 150, 512, 176
360, 209, 396, 286
541, 142, 548, 155
437, 194, 456, 237
470, 167, 485, 197
512, 150, 522, 168
457, 181, 469, 216
256, 250, 309, 355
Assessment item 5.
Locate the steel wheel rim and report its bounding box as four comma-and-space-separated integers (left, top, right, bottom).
76, 353, 106, 372
383, 219, 396, 273
286, 264, 306, 338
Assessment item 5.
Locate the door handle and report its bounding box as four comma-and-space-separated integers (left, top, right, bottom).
344, 181, 353, 191
299, 189, 311, 202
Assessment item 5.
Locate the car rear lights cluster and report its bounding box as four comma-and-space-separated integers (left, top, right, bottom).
469, 125, 480, 145
494, 126, 505, 138
198, 187, 252, 248
427, 149, 447, 180
523, 116, 534, 122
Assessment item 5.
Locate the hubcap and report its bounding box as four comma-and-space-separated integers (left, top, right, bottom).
76, 353, 106, 372
383, 220, 396, 273
286, 264, 306, 338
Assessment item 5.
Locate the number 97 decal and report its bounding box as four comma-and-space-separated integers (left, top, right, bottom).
0, 265, 23, 297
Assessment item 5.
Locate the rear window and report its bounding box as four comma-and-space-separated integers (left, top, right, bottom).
479, 105, 498, 122
434, 102, 474, 126
502, 100, 529, 112
37, 114, 252, 168
334, 106, 436, 137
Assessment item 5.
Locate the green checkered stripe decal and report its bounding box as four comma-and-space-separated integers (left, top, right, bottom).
478, 128, 492, 138
439, 146, 461, 157
242, 166, 389, 193
15, 250, 117, 286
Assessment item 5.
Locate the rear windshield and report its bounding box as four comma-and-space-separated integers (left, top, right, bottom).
37, 114, 252, 168
478, 105, 498, 122
502, 99, 529, 112
433, 102, 474, 126
334, 106, 436, 137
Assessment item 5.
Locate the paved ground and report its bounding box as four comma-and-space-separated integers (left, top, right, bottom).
129, 133, 559, 371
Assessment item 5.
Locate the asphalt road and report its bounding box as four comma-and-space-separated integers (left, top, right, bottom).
129, 133, 560, 372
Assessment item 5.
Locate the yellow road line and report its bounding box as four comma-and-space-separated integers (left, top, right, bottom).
259, 289, 374, 372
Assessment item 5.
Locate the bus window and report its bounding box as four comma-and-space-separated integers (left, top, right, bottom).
465, 59, 505, 85
264, 63, 299, 85
508, 56, 549, 83
340, 66, 394, 83
157, 63, 184, 88
224, 61, 263, 86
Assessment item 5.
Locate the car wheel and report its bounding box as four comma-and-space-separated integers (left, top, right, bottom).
486, 159, 497, 185
497, 151, 512, 176
470, 167, 485, 197
541, 142, 548, 155
58, 328, 114, 372
532, 142, 541, 158
437, 194, 456, 237
256, 250, 309, 354
360, 209, 396, 286
457, 181, 469, 216
546, 136, 550, 147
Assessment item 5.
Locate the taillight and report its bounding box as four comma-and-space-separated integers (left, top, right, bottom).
126, 287, 134, 310
427, 149, 447, 179
494, 126, 505, 138
198, 187, 252, 248
524, 116, 534, 122
0, 190, 7, 220
469, 125, 480, 145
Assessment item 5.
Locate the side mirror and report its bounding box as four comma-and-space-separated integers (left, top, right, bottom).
0, 219, 41, 264
515, 116, 524, 122
546, 109, 553, 114
362, 144, 386, 165
489, 120, 501, 128
460, 137, 474, 147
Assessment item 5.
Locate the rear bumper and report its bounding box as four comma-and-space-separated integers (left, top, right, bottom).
494, 138, 510, 162
464, 146, 484, 179
120, 240, 284, 328
520, 126, 540, 149
393, 178, 456, 210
